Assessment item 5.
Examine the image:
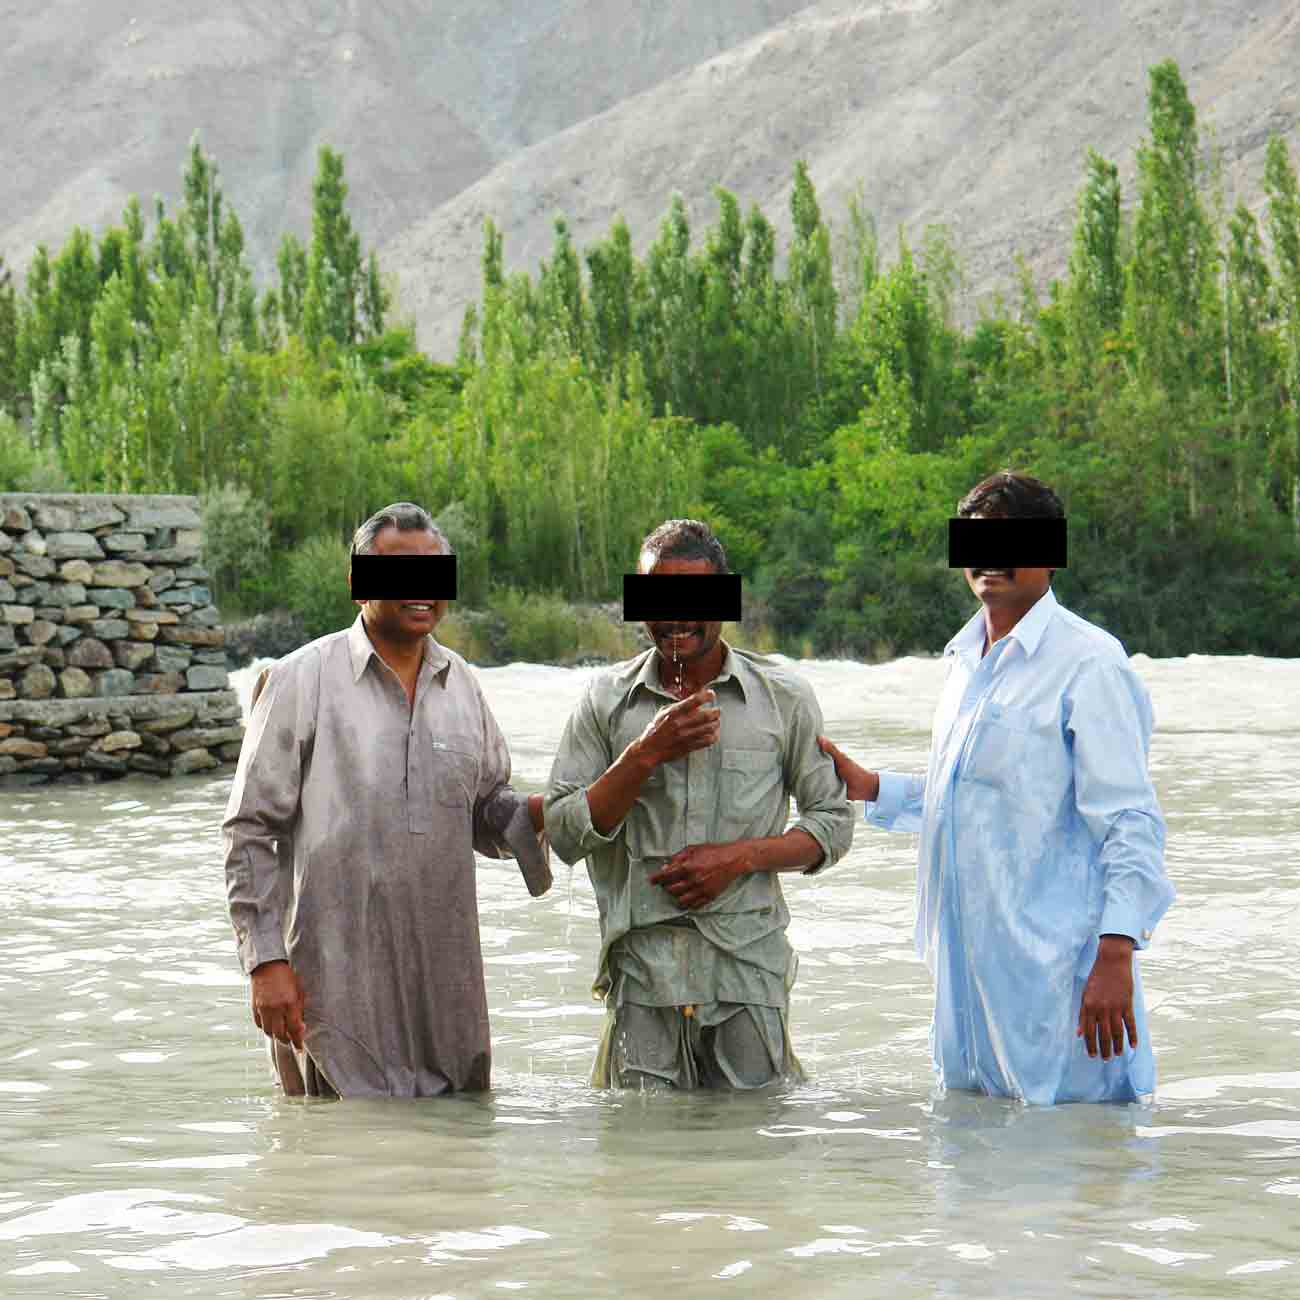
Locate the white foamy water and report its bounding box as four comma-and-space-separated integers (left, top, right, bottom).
2, 653, 1297, 1297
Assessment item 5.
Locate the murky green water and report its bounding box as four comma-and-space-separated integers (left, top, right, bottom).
2, 655, 1298, 1297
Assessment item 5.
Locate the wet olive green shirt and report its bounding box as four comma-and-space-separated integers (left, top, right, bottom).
545, 647, 854, 1009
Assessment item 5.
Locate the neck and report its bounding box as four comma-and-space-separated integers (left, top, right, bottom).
659, 640, 727, 697
362, 612, 427, 677
982, 590, 1045, 649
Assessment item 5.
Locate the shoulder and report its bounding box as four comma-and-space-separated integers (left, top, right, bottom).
586, 650, 654, 703
262, 628, 341, 686
731, 649, 820, 712
1045, 599, 1132, 672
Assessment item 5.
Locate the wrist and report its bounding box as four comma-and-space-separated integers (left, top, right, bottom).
1098, 933, 1135, 957
628, 740, 660, 777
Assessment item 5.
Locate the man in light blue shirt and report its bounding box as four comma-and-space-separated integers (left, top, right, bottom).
819, 471, 1175, 1105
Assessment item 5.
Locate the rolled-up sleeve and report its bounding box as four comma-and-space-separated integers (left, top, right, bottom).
1068, 661, 1174, 949
865, 771, 927, 833
471, 678, 552, 898
544, 683, 622, 866
222, 659, 312, 974
783, 683, 855, 874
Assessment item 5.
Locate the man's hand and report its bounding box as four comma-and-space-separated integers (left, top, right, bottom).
1077, 936, 1137, 1060
527, 792, 544, 833
816, 736, 880, 802
250, 959, 306, 1051
650, 843, 750, 909
636, 688, 720, 768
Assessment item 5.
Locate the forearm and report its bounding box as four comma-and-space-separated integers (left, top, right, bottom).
586, 739, 657, 835
741, 828, 824, 874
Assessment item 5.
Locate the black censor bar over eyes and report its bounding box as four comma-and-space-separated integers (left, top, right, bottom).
623, 573, 743, 622
350, 554, 458, 600
948, 517, 1068, 569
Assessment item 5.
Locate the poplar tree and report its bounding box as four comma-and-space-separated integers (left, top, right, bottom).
0, 256, 17, 412
1127, 59, 1220, 520
1264, 136, 1300, 530
302, 146, 363, 348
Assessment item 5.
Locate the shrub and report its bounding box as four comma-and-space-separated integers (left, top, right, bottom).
201, 482, 272, 613
285, 534, 356, 640
0, 411, 70, 491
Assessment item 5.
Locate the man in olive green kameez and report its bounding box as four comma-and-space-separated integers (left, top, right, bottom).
545, 520, 853, 1089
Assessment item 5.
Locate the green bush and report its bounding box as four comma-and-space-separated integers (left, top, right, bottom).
200, 482, 272, 614
285, 534, 357, 640
0, 412, 70, 491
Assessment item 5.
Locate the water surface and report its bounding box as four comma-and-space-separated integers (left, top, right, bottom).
2, 654, 1298, 1297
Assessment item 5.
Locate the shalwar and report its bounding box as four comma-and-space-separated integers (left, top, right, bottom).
866, 588, 1175, 1104
223, 615, 549, 1098
546, 646, 854, 1087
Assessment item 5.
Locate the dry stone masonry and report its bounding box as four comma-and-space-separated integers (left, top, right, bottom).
0, 493, 244, 787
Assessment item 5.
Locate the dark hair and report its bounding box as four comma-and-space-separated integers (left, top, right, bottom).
957, 471, 1064, 519
639, 518, 728, 574
350, 502, 452, 557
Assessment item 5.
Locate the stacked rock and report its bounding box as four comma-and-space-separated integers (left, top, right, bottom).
0, 493, 245, 786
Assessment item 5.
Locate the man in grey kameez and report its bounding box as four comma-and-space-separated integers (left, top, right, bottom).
223, 503, 550, 1099
545, 520, 854, 1089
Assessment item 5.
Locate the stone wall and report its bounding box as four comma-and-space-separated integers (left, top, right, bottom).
0, 493, 244, 786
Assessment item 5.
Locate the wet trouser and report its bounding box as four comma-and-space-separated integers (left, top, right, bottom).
608, 1001, 794, 1090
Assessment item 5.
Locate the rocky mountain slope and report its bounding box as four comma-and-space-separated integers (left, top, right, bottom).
4, 0, 1298, 357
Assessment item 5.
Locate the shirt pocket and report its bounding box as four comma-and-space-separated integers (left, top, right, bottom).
432, 746, 480, 810
716, 746, 783, 842
960, 706, 1057, 792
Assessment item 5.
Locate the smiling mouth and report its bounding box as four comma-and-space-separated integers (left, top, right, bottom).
403, 603, 436, 612
972, 569, 1014, 579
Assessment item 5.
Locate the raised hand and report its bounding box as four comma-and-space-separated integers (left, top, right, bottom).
637, 688, 721, 767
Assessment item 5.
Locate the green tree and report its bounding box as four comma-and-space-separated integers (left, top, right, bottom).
0, 256, 17, 412
302, 146, 363, 348
1264, 135, 1300, 530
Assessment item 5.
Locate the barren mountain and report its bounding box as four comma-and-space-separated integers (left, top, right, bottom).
4, 1, 1299, 359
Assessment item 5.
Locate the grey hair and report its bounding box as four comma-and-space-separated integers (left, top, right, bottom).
350, 502, 453, 556
638, 518, 727, 574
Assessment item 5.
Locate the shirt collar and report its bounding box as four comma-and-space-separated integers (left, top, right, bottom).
630, 641, 749, 701
944, 587, 1059, 663
347, 612, 451, 685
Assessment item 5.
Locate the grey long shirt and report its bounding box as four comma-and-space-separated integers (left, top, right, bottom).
545, 647, 854, 1008
222, 615, 549, 1098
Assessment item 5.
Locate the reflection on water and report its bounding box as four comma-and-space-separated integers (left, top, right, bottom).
2, 655, 1298, 1297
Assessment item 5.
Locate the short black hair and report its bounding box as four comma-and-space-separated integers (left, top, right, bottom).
958, 470, 1064, 519
638, 518, 728, 574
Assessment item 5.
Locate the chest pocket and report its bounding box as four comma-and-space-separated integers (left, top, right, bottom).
432, 746, 480, 809
960, 706, 1061, 792
716, 746, 783, 841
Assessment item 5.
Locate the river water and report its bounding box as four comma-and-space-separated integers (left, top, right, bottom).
2, 653, 1298, 1298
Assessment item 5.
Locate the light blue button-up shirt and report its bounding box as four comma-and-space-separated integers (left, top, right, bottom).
866, 587, 1174, 1104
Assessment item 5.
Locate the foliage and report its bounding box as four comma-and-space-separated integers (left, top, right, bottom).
6, 62, 1300, 660
200, 482, 272, 613
284, 534, 356, 641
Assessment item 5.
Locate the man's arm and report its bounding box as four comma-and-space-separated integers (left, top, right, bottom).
651, 680, 854, 908
544, 685, 719, 865
469, 676, 553, 898
222, 659, 312, 1049
817, 737, 927, 834
1068, 660, 1175, 1060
